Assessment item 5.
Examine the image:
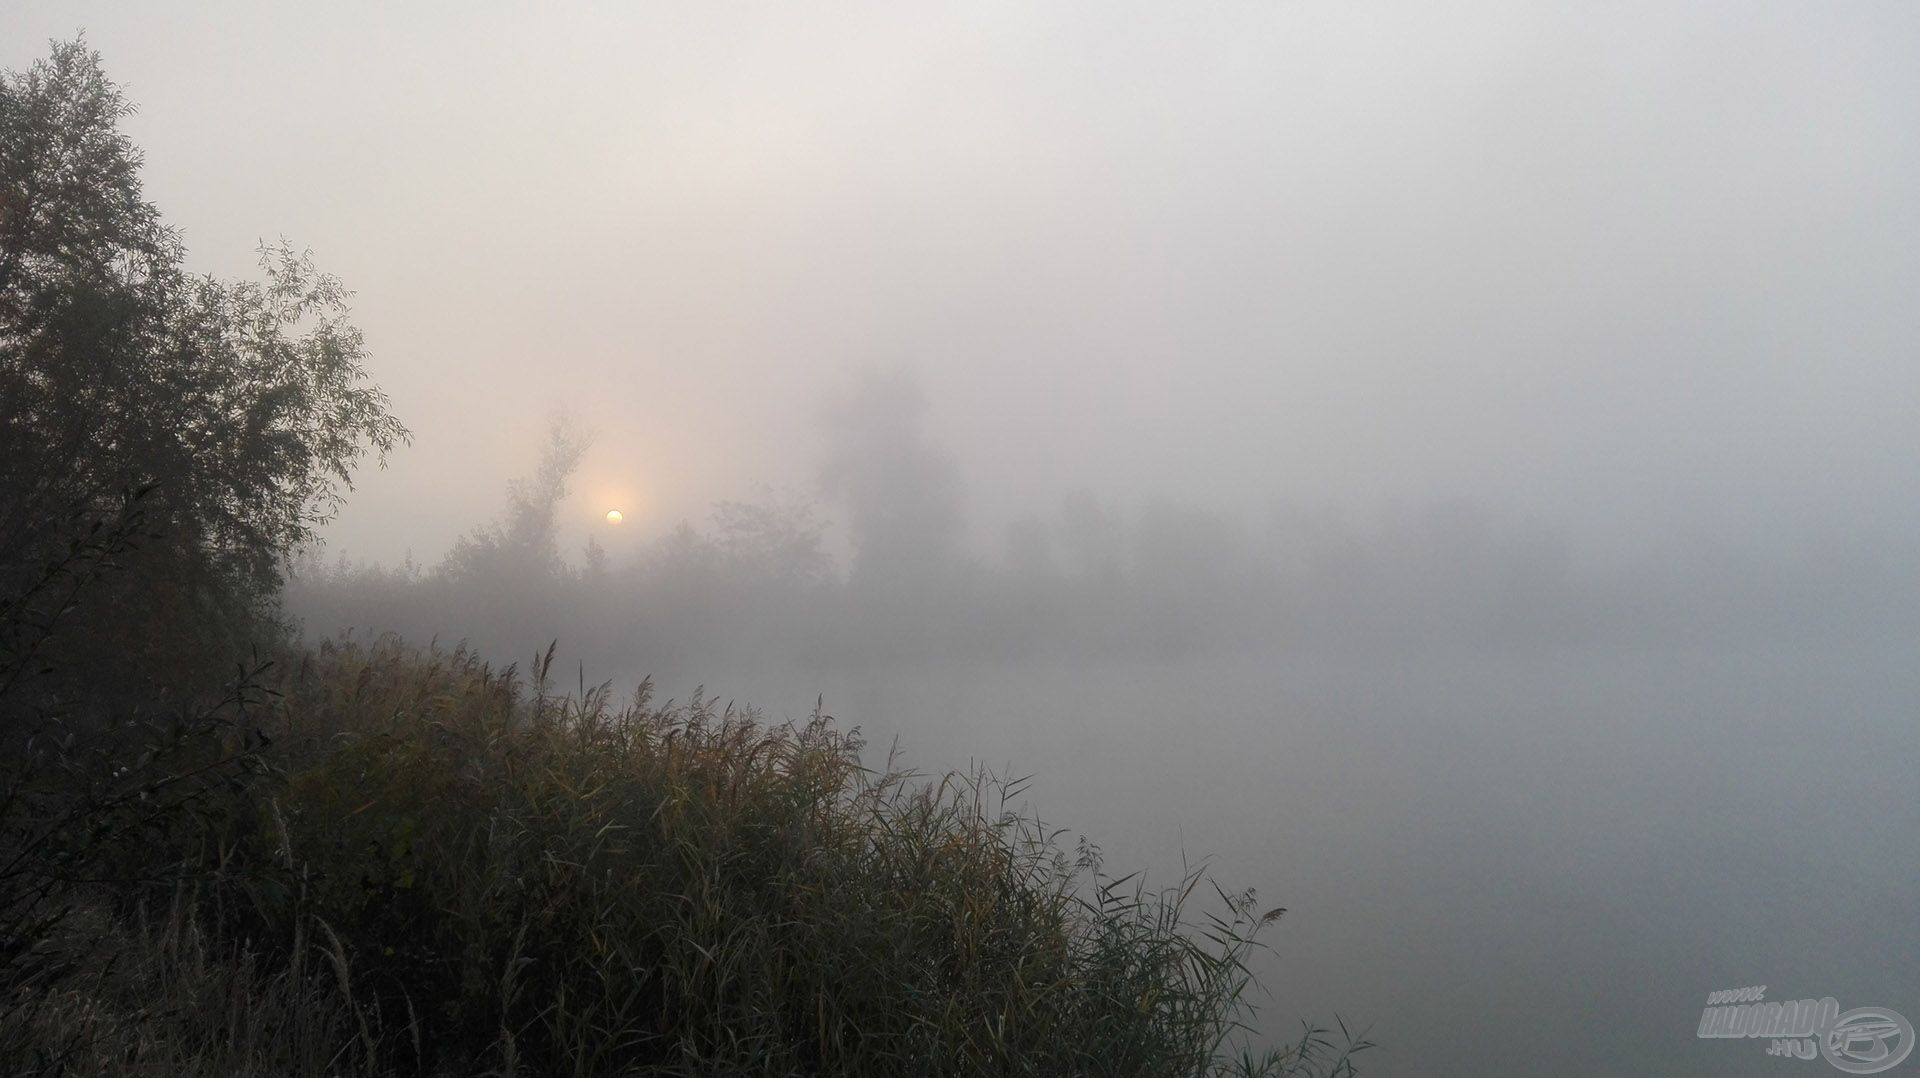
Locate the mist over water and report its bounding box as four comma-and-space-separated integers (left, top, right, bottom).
278, 404, 1920, 1075
775, 640, 1920, 1077
13, 3, 1918, 1073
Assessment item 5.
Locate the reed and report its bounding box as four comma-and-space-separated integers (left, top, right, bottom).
1, 636, 1368, 1076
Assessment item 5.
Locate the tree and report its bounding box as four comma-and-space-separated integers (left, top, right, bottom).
0, 39, 408, 706
818, 369, 963, 586
440, 412, 592, 584
710, 487, 830, 589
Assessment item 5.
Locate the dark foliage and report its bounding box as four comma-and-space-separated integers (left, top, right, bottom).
0, 38, 408, 707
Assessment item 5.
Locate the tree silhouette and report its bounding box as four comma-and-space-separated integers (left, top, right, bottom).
0, 39, 408, 705
819, 369, 963, 587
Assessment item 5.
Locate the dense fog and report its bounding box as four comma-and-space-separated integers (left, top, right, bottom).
275, 371, 1920, 1076
9, 3, 1917, 1074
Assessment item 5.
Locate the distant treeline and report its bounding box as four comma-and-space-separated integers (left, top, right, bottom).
289, 402, 1918, 681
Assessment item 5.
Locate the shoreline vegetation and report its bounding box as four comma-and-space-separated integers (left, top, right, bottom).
4, 636, 1368, 1075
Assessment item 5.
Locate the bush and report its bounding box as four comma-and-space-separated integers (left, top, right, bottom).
0, 665, 281, 1074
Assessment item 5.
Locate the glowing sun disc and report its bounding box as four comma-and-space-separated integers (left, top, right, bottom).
605, 509, 624, 524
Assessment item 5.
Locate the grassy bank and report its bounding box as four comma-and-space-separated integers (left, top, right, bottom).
1, 637, 1364, 1077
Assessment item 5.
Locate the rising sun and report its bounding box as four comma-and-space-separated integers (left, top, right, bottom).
605, 509, 624, 525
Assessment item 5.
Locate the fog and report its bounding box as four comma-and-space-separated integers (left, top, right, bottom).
10, 3, 1918, 1073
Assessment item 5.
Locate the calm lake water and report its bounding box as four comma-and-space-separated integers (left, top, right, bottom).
652, 635, 1920, 1076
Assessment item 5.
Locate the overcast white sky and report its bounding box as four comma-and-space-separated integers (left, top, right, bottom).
6, 1, 1917, 568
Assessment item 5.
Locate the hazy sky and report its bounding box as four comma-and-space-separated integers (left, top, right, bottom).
6, 2, 1917, 568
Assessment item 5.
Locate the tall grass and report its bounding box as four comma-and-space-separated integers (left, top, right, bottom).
0, 896, 375, 1076
2, 636, 1367, 1076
